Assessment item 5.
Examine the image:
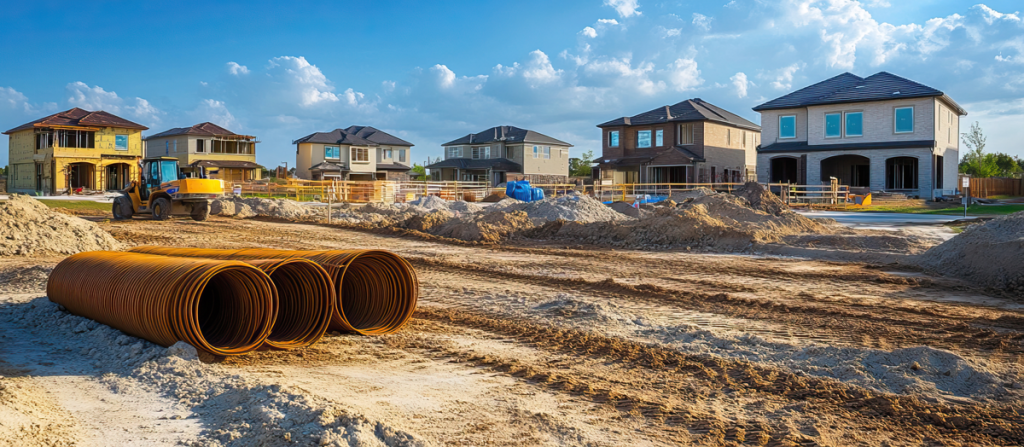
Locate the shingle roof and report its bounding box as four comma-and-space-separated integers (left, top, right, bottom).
310, 161, 346, 171
442, 126, 572, 147
375, 162, 413, 171
758, 139, 936, 153
3, 107, 148, 134
425, 157, 523, 172
753, 72, 966, 114
292, 126, 413, 146
146, 122, 248, 140
597, 98, 760, 131
192, 160, 262, 169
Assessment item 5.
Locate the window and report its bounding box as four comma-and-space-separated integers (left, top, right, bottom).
325, 146, 340, 159
894, 106, 914, 134
398, 149, 406, 163
936, 155, 944, 189
472, 146, 490, 159
742, 131, 747, 148
825, 113, 842, 138
351, 147, 369, 162
678, 123, 694, 144
779, 115, 796, 139
533, 145, 539, 158
844, 112, 863, 137
727, 129, 732, 146
543, 146, 551, 159
447, 146, 462, 158
637, 130, 652, 148
655, 129, 663, 147
384, 149, 393, 159
505, 146, 514, 158
886, 157, 918, 190
196, 139, 205, 153
115, 135, 128, 151
608, 131, 619, 147
55, 129, 96, 148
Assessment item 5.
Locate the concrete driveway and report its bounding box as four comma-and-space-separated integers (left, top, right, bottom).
795, 210, 971, 240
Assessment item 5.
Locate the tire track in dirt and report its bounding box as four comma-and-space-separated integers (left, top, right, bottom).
410, 256, 1024, 359
412, 307, 1024, 446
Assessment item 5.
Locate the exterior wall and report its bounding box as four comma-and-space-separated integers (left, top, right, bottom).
935, 98, 960, 152
806, 97, 935, 146
376, 145, 412, 165
295, 143, 316, 180
144, 135, 188, 158
759, 108, 809, 145
701, 122, 758, 181
522, 144, 569, 176
757, 147, 937, 198
8, 127, 143, 194
296, 142, 379, 179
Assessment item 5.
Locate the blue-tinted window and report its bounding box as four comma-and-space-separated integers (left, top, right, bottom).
655, 129, 664, 146
845, 112, 863, 137
637, 130, 652, 148
779, 116, 796, 139
325, 146, 340, 159
825, 113, 841, 138
609, 131, 619, 147
895, 107, 914, 133
160, 160, 178, 184
115, 135, 128, 150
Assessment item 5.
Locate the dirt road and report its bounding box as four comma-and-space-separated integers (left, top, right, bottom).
2, 216, 1022, 446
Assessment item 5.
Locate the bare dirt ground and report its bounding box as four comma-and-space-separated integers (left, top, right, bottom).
2, 216, 1023, 446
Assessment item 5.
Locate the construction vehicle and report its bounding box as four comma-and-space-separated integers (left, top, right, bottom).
112, 157, 223, 221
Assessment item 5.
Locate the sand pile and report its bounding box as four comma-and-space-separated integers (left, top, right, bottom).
497, 194, 628, 224
211, 197, 323, 221
535, 189, 833, 250
0, 195, 121, 256
915, 211, 1024, 295
409, 195, 450, 211
430, 210, 534, 242
733, 182, 791, 215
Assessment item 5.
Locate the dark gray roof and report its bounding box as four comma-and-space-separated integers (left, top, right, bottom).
146, 122, 249, 140
293, 126, 413, 146
753, 72, 966, 114
375, 162, 412, 171
758, 140, 936, 153
442, 126, 572, 147
425, 157, 523, 172
191, 160, 262, 169
597, 98, 760, 131
310, 161, 346, 171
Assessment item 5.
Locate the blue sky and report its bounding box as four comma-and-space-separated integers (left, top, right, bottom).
2, 0, 1023, 169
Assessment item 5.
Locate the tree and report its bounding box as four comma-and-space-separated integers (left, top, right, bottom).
992, 153, 1023, 177
411, 163, 426, 179
959, 122, 999, 177
569, 150, 594, 177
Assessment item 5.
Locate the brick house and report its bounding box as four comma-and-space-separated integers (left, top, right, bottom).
429, 126, 571, 186
294, 126, 414, 181
595, 99, 761, 184
753, 72, 966, 199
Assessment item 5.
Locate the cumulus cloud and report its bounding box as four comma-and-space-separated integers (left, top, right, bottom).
597, 19, 620, 25
730, 72, 749, 98
580, 27, 598, 38
692, 13, 713, 32
266, 56, 339, 106
190, 99, 239, 130
765, 63, 802, 90
226, 62, 249, 75
604, 0, 640, 18
666, 57, 704, 92
64, 82, 163, 126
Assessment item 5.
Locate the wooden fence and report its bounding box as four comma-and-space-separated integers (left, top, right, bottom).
959, 175, 1024, 198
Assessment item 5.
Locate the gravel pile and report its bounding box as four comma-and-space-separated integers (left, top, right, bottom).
915, 211, 1024, 296
0, 195, 121, 256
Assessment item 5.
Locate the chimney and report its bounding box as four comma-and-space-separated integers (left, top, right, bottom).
664, 105, 672, 120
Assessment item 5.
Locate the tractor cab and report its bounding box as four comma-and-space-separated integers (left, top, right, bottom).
112, 157, 224, 221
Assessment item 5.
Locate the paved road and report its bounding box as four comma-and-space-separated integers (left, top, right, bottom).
796, 210, 970, 233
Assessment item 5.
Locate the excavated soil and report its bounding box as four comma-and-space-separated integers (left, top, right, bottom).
915, 211, 1024, 296
0, 195, 121, 256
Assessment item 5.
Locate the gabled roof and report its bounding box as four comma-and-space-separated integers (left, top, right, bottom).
442, 126, 572, 147
597, 98, 761, 131
146, 122, 250, 140
425, 157, 523, 172
292, 126, 413, 146
3, 107, 148, 134
310, 161, 346, 171
753, 72, 967, 115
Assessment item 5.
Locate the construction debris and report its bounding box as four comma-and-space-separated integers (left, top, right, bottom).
0, 195, 121, 256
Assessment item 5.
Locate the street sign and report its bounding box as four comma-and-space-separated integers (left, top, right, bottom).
961, 177, 969, 188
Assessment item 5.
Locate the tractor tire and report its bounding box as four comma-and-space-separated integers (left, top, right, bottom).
190, 202, 210, 222
111, 197, 133, 220
151, 198, 172, 221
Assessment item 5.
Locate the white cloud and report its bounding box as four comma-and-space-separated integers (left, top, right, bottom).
64, 82, 163, 126
767, 63, 802, 90
662, 28, 682, 38
974, 4, 1022, 25
266, 56, 339, 106
432, 64, 457, 88
343, 88, 365, 106
604, 0, 641, 18
730, 72, 749, 98
226, 62, 249, 75
190, 99, 239, 130
865, 0, 891, 7
0, 87, 34, 114
667, 57, 704, 92
580, 26, 598, 38
597, 19, 620, 25
521, 50, 562, 86
692, 13, 713, 32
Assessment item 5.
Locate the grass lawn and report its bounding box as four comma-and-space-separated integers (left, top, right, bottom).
35, 200, 112, 213
853, 203, 1024, 216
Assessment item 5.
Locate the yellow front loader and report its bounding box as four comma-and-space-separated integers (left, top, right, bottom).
112, 157, 223, 221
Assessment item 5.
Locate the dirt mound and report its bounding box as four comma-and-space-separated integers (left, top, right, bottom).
914, 212, 1024, 295
668, 188, 717, 203
0, 365, 82, 446
733, 182, 790, 215
449, 200, 483, 214
608, 201, 640, 218
431, 210, 535, 242
404, 210, 454, 232
501, 194, 629, 223
482, 191, 506, 202
358, 202, 406, 216
0, 195, 121, 256
408, 195, 450, 211
211, 197, 323, 221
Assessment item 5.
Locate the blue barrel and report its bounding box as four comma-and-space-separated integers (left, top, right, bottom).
531, 187, 545, 202
505, 181, 518, 197
513, 181, 533, 202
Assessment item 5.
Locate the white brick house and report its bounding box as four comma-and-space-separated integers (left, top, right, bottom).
753, 72, 966, 200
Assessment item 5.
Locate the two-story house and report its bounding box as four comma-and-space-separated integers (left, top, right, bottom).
428, 126, 571, 186
753, 72, 965, 199
595, 99, 761, 185
3, 107, 147, 194
144, 122, 261, 182
293, 126, 414, 181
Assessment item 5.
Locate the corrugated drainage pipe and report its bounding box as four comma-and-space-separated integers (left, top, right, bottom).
47, 251, 276, 356
247, 258, 334, 350
129, 247, 418, 335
